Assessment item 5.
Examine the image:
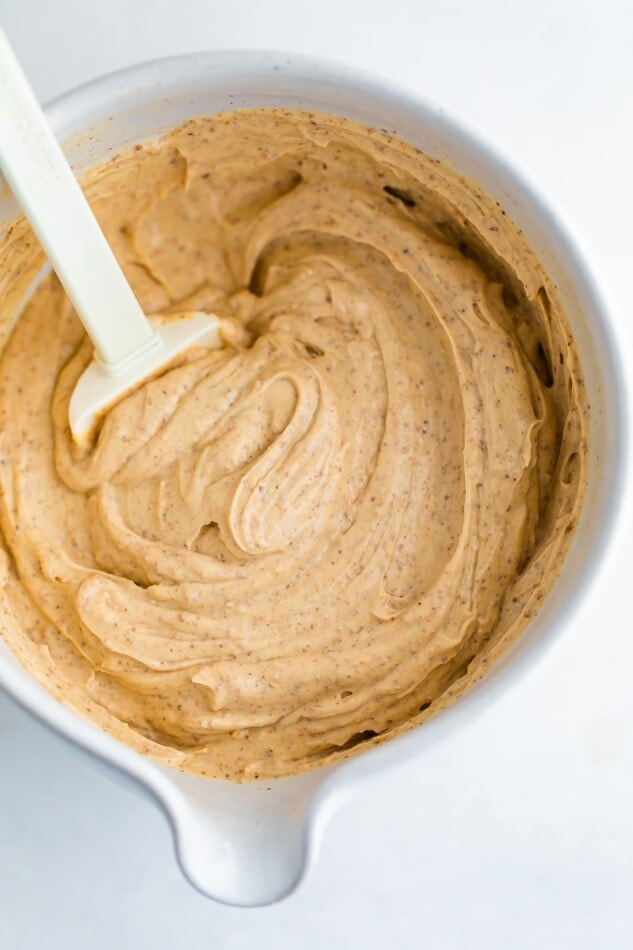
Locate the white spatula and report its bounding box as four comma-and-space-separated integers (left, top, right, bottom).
0, 25, 223, 439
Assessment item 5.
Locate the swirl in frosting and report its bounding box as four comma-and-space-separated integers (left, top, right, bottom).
0, 110, 587, 779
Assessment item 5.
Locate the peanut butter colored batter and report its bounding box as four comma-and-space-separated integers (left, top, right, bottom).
0, 110, 587, 781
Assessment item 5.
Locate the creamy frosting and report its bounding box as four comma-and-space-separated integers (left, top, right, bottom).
0, 110, 587, 780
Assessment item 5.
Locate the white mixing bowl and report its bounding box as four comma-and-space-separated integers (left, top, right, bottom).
0, 51, 629, 907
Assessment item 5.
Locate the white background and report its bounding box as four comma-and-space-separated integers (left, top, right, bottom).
1, 1, 632, 947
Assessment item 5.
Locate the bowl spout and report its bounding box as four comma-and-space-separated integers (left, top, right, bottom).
159, 768, 330, 907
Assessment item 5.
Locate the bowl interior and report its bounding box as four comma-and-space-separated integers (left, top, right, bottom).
2, 50, 621, 687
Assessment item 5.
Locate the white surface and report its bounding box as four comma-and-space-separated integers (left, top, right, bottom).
0, 1, 632, 947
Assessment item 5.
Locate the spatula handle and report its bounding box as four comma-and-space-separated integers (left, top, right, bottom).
0, 24, 159, 373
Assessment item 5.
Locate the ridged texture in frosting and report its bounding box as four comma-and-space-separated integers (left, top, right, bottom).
0, 110, 587, 779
